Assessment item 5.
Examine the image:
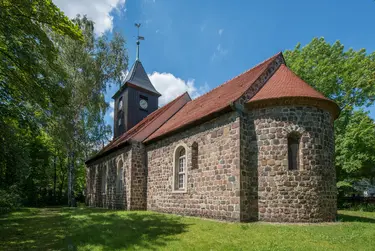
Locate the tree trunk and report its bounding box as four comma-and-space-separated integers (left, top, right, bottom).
53, 154, 57, 204
67, 150, 76, 207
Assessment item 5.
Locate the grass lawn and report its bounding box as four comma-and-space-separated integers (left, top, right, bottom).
0, 208, 374, 251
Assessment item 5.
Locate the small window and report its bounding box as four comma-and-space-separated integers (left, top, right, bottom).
101, 165, 107, 194
116, 160, 124, 193
118, 117, 122, 126
174, 146, 186, 191
118, 97, 123, 110
288, 133, 300, 170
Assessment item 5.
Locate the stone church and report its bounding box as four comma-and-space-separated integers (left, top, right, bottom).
85, 52, 340, 223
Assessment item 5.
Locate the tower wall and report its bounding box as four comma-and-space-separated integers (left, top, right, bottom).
241, 105, 337, 222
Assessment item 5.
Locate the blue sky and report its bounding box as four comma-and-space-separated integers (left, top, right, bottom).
55, 0, 375, 128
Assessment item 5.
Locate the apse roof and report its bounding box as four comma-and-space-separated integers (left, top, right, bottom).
145, 52, 339, 142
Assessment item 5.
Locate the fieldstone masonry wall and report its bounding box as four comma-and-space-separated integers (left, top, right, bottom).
86, 105, 337, 223
146, 112, 241, 221
129, 142, 147, 210
86, 146, 131, 209
85, 143, 147, 210
241, 105, 336, 222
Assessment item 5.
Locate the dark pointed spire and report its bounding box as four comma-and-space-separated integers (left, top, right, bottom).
112, 24, 160, 98
123, 60, 161, 96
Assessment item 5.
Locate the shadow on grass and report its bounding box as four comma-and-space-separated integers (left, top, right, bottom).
337, 213, 375, 223
0, 207, 189, 250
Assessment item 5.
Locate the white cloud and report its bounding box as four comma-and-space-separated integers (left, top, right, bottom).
148, 72, 209, 106
211, 44, 228, 62
53, 0, 126, 34
218, 29, 224, 36
109, 101, 115, 118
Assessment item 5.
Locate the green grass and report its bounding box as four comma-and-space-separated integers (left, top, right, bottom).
1, 208, 375, 251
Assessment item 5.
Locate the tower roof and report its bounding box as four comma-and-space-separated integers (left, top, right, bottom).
113, 60, 161, 98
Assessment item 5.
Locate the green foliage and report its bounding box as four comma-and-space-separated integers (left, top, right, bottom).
284, 38, 375, 184
1, 208, 375, 250
0, 2, 127, 208
336, 110, 375, 179
49, 15, 128, 206
347, 203, 375, 212
0, 186, 22, 214
0, 0, 82, 125
284, 37, 375, 113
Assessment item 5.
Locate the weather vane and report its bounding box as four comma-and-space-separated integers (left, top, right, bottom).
135, 23, 145, 61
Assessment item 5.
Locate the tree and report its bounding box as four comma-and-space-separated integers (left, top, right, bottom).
0, 0, 82, 209
0, 0, 82, 125
50, 15, 128, 206
284, 37, 375, 184
335, 110, 375, 181
0, 2, 127, 210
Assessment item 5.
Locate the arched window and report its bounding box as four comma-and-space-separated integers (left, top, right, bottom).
118, 97, 123, 110
116, 160, 124, 193
101, 165, 107, 194
288, 133, 300, 170
174, 145, 187, 191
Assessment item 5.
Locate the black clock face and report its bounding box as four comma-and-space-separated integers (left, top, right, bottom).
140, 99, 148, 109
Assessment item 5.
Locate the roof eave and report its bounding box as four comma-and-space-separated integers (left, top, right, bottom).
112, 82, 161, 99
144, 105, 233, 144
85, 141, 130, 165
246, 96, 341, 120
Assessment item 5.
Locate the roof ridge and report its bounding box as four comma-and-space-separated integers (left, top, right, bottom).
130, 92, 189, 138
116, 92, 188, 141
86, 92, 190, 163
185, 52, 281, 104
143, 94, 190, 142
279, 63, 329, 98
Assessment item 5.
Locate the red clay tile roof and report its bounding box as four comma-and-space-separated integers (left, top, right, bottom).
248, 63, 340, 118
250, 64, 331, 102
145, 53, 340, 143
144, 52, 282, 142
86, 92, 191, 164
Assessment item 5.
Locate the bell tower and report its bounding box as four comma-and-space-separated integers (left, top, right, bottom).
112, 24, 161, 138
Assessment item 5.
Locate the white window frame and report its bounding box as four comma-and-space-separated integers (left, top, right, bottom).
172, 143, 188, 193
178, 155, 186, 189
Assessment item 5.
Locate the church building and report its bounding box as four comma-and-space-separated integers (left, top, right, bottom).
85, 49, 340, 222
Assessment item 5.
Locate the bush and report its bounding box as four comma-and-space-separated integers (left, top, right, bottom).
348, 203, 375, 212
0, 186, 23, 214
